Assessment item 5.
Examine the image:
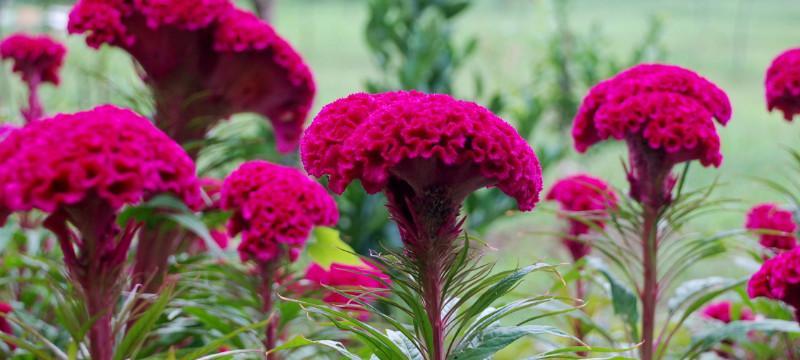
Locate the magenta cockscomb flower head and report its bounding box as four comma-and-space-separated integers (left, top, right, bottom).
221, 160, 338, 264
546, 174, 617, 260
68, 0, 315, 153
0, 105, 201, 360
746, 203, 797, 251
302, 91, 542, 210
573, 64, 731, 208
765, 48, 800, 121
0, 33, 66, 123
304, 261, 390, 319
702, 301, 755, 324
748, 247, 800, 321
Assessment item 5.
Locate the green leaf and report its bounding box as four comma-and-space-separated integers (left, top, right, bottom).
180, 318, 271, 360
587, 258, 639, 337
167, 213, 224, 258
270, 336, 364, 360
683, 319, 800, 357
307, 227, 362, 268
114, 286, 174, 360
667, 277, 740, 313
451, 325, 575, 360
387, 329, 423, 360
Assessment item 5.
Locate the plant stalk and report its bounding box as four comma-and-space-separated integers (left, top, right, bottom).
420, 251, 446, 360
260, 261, 280, 360
640, 205, 659, 360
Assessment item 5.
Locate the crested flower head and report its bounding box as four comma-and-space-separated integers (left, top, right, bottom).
547, 174, 617, 260
573, 64, 731, 168
68, 0, 315, 152
301, 91, 543, 211
0, 105, 202, 215
765, 48, 800, 121
746, 203, 797, 251
0, 302, 12, 349
748, 247, 800, 318
0, 33, 66, 85
304, 261, 390, 318
701, 301, 755, 324
221, 160, 338, 263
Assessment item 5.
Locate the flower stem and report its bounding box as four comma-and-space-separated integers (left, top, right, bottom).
87, 287, 113, 360
22, 76, 43, 123
420, 252, 446, 360
260, 261, 280, 360
640, 205, 660, 360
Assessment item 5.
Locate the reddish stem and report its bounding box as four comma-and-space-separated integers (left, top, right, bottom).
22, 76, 43, 123
420, 251, 446, 360
640, 206, 659, 360
260, 261, 280, 360
87, 287, 114, 360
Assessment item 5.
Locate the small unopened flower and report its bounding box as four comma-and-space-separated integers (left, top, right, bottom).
746, 203, 797, 251
0, 105, 201, 360
765, 48, 800, 121
221, 161, 338, 263
748, 247, 800, 321
573, 64, 731, 208
68, 0, 315, 152
547, 174, 617, 260
304, 262, 390, 318
0, 33, 66, 122
702, 301, 755, 323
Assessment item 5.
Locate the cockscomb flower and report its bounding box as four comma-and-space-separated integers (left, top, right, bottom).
304, 262, 390, 318
574, 64, 731, 208
302, 91, 542, 358
702, 301, 755, 324
547, 174, 617, 261
0, 33, 66, 122
68, 0, 315, 153
0, 105, 201, 360
0, 105, 202, 214
221, 160, 338, 263
765, 48, 800, 121
748, 247, 800, 321
746, 203, 797, 251
302, 91, 542, 211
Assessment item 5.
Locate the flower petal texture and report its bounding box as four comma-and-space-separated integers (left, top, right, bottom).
573, 63, 731, 167
748, 247, 800, 311
0, 33, 66, 85
0, 105, 202, 214
68, 0, 315, 152
301, 91, 543, 211
221, 160, 338, 263
765, 48, 800, 121
746, 203, 797, 251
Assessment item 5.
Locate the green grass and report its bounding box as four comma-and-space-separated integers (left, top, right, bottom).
2, 0, 800, 269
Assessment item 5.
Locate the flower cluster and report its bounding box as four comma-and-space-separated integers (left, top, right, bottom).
0, 302, 11, 337
547, 174, 617, 260
68, 0, 315, 152
0, 105, 203, 215
573, 64, 731, 167
221, 161, 338, 263
746, 203, 797, 251
748, 247, 800, 315
0, 33, 66, 85
304, 262, 390, 318
701, 301, 755, 323
765, 48, 800, 121
302, 91, 543, 211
